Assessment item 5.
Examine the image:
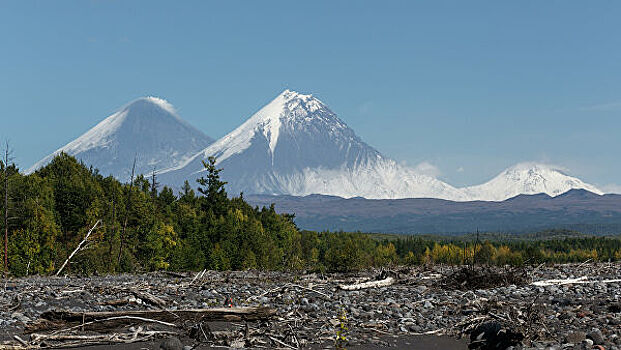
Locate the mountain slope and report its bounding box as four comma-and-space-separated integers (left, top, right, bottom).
28, 97, 213, 179
160, 90, 467, 200
463, 163, 603, 201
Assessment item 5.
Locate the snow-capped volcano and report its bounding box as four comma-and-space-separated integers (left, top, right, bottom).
463, 163, 603, 201
160, 90, 467, 200
28, 97, 213, 179
29, 91, 603, 202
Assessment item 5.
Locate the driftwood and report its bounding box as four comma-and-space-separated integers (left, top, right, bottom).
532, 276, 621, 286
247, 282, 329, 302
97, 289, 166, 307
338, 277, 395, 290
130, 289, 166, 307
1, 329, 179, 349
55, 220, 101, 276
26, 307, 277, 333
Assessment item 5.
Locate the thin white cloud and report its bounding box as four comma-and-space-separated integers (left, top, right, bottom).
600, 184, 621, 194
413, 161, 442, 178
580, 101, 621, 112
456, 166, 464, 173
358, 101, 374, 114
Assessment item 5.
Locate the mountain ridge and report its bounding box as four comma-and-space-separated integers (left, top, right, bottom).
245, 189, 621, 234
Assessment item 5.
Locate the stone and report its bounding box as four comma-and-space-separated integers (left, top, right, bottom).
565, 331, 587, 344
160, 337, 183, 350
587, 329, 605, 345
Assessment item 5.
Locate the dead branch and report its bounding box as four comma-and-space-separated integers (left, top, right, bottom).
48, 315, 177, 334
26, 307, 277, 333
55, 220, 101, 276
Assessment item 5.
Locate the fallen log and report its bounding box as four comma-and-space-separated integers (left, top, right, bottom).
25, 307, 277, 333
130, 289, 166, 308
338, 277, 395, 290
531, 277, 621, 286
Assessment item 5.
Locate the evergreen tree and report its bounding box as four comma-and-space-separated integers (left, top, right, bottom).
196, 156, 228, 217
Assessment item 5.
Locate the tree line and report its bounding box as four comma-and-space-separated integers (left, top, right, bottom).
1, 152, 620, 276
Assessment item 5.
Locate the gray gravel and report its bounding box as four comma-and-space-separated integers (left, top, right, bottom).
0, 263, 619, 349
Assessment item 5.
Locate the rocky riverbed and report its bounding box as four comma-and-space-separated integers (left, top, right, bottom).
0, 263, 619, 349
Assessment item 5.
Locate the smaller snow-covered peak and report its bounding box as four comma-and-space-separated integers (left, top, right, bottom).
28, 97, 213, 177
62, 96, 183, 153
464, 162, 603, 201
503, 162, 565, 175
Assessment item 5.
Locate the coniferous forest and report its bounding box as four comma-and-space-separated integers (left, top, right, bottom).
1, 153, 620, 277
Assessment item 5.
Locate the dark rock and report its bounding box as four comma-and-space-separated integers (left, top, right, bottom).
160, 337, 183, 350
468, 321, 523, 350
609, 302, 621, 313
587, 329, 605, 345
565, 331, 587, 344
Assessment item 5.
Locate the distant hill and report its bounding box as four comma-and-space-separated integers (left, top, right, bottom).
246, 189, 621, 234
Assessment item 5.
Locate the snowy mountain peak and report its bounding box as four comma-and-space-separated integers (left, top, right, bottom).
31, 91, 604, 202
464, 162, 603, 201
504, 162, 564, 174
186, 90, 349, 167
277, 89, 324, 113
28, 97, 213, 178
123, 96, 178, 118
160, 90, 467, 201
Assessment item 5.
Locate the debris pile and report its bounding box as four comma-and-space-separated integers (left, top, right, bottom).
441, 266, 528, 291
0, 263, 619, 349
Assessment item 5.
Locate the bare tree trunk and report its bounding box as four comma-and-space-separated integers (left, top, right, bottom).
109, 195, 116, 258
4, 143, 9, 278
117, 156, 136, 270
56, 220, 101, 276
150, 167, 158, 226
3, 142, 10, 279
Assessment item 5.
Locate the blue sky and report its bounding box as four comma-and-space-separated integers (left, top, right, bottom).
1, 1, 620, 190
